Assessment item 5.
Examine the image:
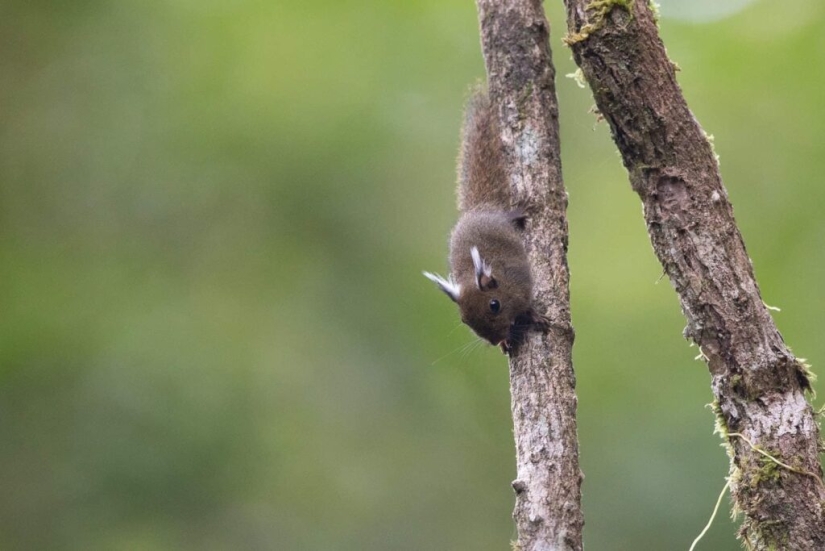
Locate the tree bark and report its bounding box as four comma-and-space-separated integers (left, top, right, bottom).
475, 2, 584, 550
562, 1, 825, 548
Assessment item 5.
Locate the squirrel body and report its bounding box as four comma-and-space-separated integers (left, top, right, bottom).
424, 89, 542, 353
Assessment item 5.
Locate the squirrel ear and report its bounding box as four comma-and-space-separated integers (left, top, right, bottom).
480, 273, 498, 290
423, 271, 461, 303
470, 246, 497, 290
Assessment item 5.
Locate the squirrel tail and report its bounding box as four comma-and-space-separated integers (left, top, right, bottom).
456, 87, 510, 213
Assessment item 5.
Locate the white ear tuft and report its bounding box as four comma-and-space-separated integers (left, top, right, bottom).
470, 246, 492, 289
423, 271, 461, 303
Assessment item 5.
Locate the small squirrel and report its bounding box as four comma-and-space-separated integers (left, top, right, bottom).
424, 89, 545, 354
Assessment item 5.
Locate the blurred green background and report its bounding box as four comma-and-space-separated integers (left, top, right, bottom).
1, 1, 823, 549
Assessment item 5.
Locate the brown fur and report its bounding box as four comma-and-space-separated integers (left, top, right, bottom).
449, 211, 532, 346
456, 89, 510, 213
423, 88, 538, 352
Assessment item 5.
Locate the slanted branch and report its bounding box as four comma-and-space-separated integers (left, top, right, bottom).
562, 0, 825, 548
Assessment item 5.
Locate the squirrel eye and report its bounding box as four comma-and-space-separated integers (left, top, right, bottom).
489, 299, 501, 314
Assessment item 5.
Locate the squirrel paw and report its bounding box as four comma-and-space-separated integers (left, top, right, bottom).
504, 310, 552, 356
527, 310, 551, 333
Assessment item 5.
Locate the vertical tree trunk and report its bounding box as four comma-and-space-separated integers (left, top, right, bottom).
561, 1, 825, 548
475, 2, 584, 550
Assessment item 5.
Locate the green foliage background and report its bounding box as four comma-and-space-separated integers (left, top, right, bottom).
1, 1, 823, 549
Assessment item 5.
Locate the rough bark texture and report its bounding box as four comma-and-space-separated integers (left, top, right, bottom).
562, 1, 825, 548
475, 1, 584, 550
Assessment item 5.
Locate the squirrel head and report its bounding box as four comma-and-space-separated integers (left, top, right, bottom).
424, 246, 532, 350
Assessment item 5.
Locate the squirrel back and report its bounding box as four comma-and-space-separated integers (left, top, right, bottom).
457, 89, 511, 213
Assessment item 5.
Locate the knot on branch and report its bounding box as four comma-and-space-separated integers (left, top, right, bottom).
563, 0, 634, 45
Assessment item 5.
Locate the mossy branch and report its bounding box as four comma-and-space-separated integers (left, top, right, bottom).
561, 0, 825, 548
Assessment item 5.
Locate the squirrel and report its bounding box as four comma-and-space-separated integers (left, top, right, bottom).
424, 88, 546, 355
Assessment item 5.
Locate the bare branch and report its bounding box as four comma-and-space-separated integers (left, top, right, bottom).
475, 1, 583, 549
562, 1, 825, 548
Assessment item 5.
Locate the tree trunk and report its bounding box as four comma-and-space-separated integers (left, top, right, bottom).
475, 1, 584, 550
561, 1, 825, 548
